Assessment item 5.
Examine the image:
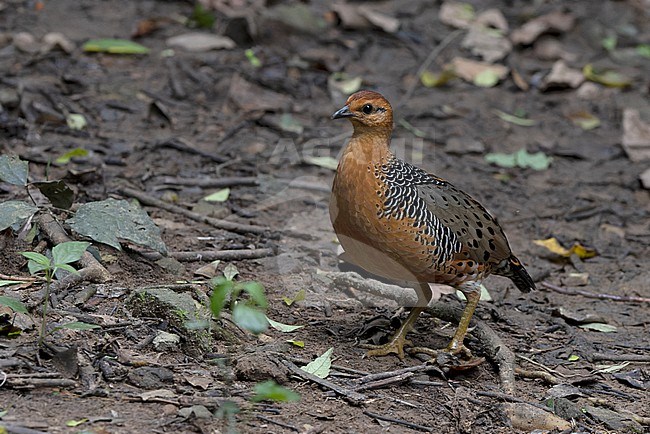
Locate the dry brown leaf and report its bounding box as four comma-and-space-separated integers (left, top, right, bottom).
542, 60, 584, 90
166, 33, 235, 52
462, 13, 512, 62
332, 4, 399, 33
448, 57, 509, 83
439, 2, 475, 29
534, 237, 597, 259
622, 109, 650, 162
228, 74, 292, 112
511, 11, 575, 45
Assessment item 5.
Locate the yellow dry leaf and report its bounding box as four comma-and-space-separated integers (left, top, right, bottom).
534, 237, 597, 259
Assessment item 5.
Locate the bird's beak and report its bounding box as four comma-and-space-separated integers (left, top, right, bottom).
331, 105, 354, 120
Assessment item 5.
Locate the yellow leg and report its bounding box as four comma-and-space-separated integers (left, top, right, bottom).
446, 288, 480, 354
365, 306, 423, 359
363, 282, 431, 360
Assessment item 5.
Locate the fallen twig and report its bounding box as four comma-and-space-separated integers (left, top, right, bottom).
6, 377, 77, 389
160, 176, 259, 188
515, 367, 559, 385
354, 372, 415, 392
141, 248, 275, 262
363, 410, 433, 432
592, 353, 650, 362
277, 358, 366, 404
0, 423, 49, 434
255, 415, 299, 432
542, 281, 650, 303
120, 186, 271, 235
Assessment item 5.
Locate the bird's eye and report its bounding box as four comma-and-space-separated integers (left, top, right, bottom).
361, 104, 373, 115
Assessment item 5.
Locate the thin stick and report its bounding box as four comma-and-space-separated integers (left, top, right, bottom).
399, 29, 464, 107
363, 410, 433, 432
120, 187, 270, 235
515, 367, 559, 385
356, 364, 431, 384
278, 358, 366, 404
592, 353, 650, 362
255, 415, 299, 432
542, 281, 650, 303
141, 248, 275, 262
160, 176, 259, 188
354, 372, 415, 392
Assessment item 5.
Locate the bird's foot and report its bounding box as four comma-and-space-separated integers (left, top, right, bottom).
360, 336, 413, 360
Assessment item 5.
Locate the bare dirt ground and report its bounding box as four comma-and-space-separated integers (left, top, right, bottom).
1, 0, 649, 433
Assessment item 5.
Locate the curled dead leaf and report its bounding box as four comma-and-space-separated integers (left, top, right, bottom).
534, 237, 597, 259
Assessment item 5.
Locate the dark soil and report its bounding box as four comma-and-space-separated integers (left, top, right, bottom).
1, 1, 649, 433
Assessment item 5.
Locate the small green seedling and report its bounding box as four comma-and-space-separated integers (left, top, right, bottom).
209, 265, 268, 334
20, 241, 99, 345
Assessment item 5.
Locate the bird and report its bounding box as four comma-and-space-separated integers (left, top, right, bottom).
329, 90, 536, 359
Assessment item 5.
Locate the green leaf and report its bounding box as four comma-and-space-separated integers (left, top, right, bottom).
568, 111, 600, 130
210, 277, 234, 319
54, 263, 79, 275
0, 154, 29, 186
20, 251, 51, 266
83, 39, 150, 54
0, 295, 28, 313
27, 260, 49, 275
191, 3, 215, 29
60, 321, 101, 330
493, 109, 537, 126
583, 64, 631, 88
251, 380, 300, 403
52, 241, 90, 265
65, 418, 89, 427
66, 113, 87, 130
579, 323, 617, 333
485, 149, 552, 171
267, 316, 304, 332
67, 198, 167, 254
238, 281, 267, 308
636, 44, 650, 58
303, 156, 338, 171
287, 339, 305, 347
282, 289, 306, 306
601, 35, 617, 52
279, 114, 303, 135
0, 280, 25, 287
56, 148, 89, 164
474, 69, 501, 88
568, 354, 580, 362
420, 69, 456, 88
301, 347, 333, 379
32, 180, 75, 209
203, 188, 230, 202
245, 49, 261, 68
223, 263, 239, 281
0, 200, 38, 231
328, 72, 362, 95
232, 302, 268, 334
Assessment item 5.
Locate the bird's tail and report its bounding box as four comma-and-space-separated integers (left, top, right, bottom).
495, 255, 536, 293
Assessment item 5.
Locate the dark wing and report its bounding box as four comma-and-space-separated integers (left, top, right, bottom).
414, 178, 512, 265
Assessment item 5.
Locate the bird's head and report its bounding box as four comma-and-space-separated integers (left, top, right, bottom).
331, 90, 393, 132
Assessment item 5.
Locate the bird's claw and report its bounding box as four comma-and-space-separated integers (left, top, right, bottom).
360, 337, 413, 360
